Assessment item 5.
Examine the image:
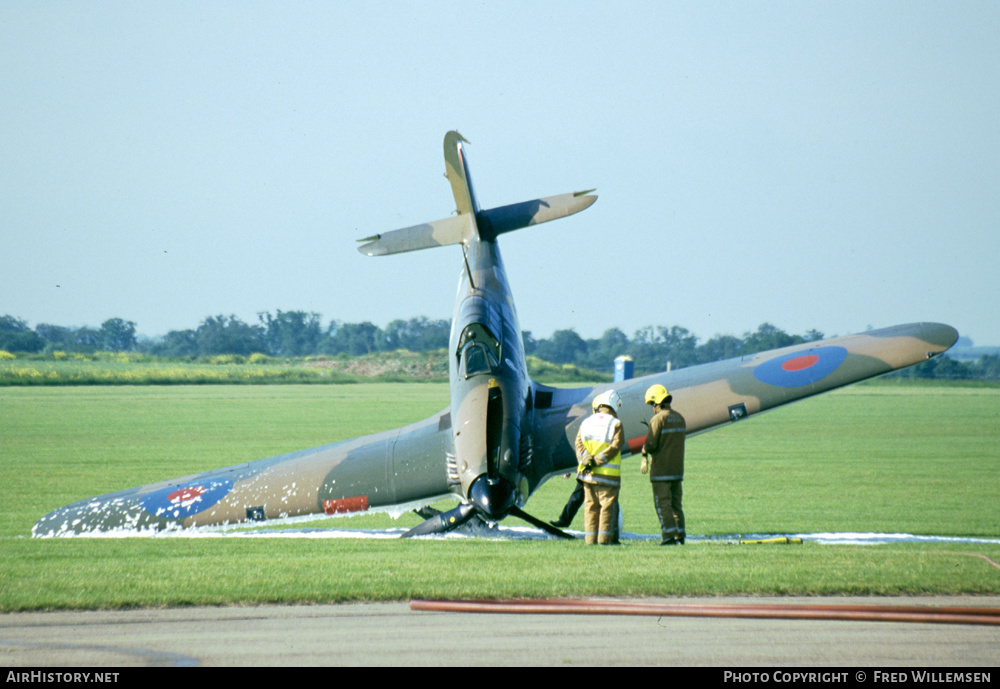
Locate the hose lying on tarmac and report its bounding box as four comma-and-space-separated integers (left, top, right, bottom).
409, 599, 1000, 626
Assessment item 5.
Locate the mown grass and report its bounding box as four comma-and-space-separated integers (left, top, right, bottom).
3, 539, 995, 609
1, 382, 998, 611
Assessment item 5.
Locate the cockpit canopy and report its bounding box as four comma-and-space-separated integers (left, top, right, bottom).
458, 322, 500, 378
456, 296, 504, 379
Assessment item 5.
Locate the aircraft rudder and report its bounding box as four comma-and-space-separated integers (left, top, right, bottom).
444, 130, 479, 217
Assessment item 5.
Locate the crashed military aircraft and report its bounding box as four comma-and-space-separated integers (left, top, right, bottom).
33, 131, 958, 538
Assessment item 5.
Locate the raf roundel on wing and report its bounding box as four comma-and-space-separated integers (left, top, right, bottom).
752, 346, 849, 388
140, 478, 234, 519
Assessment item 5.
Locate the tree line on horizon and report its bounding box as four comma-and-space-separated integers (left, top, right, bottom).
1, 312, 996, 380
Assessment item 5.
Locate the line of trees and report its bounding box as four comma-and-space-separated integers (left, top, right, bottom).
2, 313, 997, 380
0, 312, 452, 359
524, 323, 826, 374
1, 316, 141, 355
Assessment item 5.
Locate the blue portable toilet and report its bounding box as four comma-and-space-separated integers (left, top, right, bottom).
613, 355, 634, 382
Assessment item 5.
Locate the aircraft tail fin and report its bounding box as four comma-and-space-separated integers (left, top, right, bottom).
357, 131, 596, 256
444, 130, 479, 217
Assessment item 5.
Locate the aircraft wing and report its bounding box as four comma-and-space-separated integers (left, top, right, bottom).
532, 322, 958, 475
33, 409, 456, 536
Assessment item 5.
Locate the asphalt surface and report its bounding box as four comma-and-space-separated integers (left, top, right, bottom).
2, 597, 998, 667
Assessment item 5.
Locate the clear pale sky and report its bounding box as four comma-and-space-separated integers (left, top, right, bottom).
3, 2, 998, 345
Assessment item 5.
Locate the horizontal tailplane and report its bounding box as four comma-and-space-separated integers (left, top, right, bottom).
357, 214, 474, 256
356, 188, 597, 256
480, 189, 597, 239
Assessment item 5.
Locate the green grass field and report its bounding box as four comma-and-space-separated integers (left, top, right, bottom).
1, 381, 998, 610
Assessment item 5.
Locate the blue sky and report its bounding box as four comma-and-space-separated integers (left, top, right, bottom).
3, 1, 998, 346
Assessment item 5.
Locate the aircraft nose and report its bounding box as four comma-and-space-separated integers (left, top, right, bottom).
468, 474, 515, 521
452, 376, 521, 499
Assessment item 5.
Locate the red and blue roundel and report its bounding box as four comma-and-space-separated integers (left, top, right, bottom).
752, 346, 848, 388
140, 478, 234, 520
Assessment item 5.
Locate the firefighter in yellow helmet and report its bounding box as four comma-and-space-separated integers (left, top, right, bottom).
641, 384, 687, 545
575, 389, 625, 545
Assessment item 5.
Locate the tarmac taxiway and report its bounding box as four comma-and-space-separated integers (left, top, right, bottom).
2, 596, 998, 666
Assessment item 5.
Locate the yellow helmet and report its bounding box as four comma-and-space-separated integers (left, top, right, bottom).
645, 384, 671, 406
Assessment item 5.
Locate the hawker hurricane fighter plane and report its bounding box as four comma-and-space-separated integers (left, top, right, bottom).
33, 132, 958, 538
